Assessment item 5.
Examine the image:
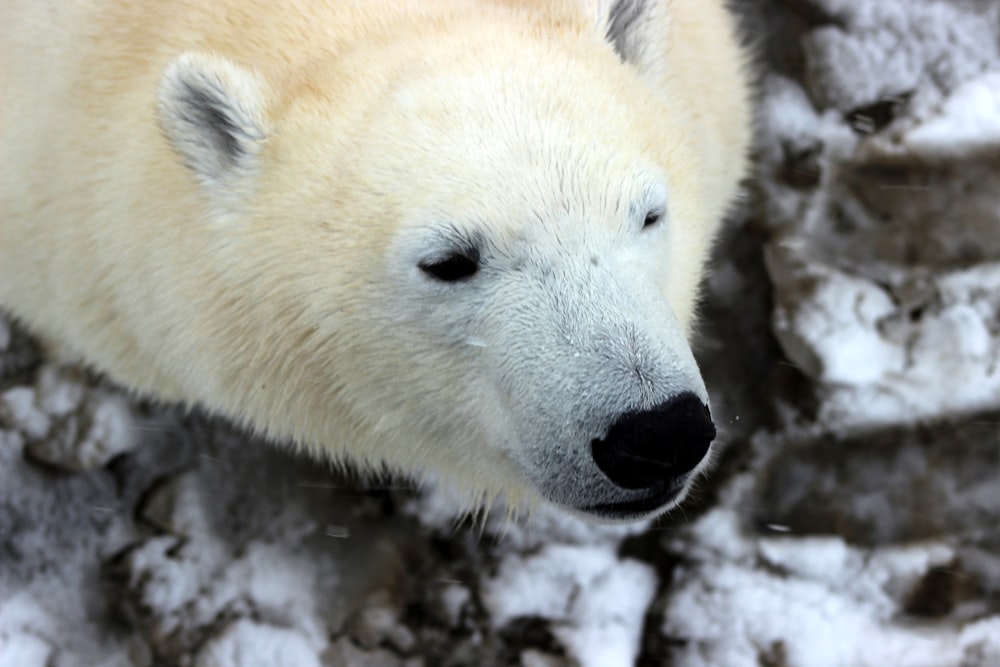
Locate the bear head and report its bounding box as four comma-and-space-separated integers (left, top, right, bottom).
155, 0, 744, 521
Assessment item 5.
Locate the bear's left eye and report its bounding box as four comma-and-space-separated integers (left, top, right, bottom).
418, 248, 480, 282
643, 209, 663, 229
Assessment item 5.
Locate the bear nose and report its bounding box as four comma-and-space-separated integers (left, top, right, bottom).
590, 393, 716, 490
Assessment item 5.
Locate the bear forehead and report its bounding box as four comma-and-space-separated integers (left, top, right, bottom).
348, 76, 665, 218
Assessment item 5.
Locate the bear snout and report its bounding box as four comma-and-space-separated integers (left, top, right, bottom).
590, 392, 716, 491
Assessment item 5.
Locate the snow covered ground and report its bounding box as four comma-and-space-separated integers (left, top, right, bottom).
3, 0, 1000, 665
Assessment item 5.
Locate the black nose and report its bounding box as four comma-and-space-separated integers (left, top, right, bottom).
591, 392, 716, 490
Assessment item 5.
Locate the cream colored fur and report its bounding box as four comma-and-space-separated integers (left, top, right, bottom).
0, 0, 751, 519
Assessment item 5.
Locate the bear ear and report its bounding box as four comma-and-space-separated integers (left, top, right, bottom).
592, 0, 664, 69
157, 53, 269, 200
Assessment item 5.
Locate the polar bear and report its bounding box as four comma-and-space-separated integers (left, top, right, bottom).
0, 0, 751, 520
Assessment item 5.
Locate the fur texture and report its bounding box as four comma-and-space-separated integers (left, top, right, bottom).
0, 0, 752, 520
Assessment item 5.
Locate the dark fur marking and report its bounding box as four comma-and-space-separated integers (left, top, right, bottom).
605, 0, 650, 62
178, 82, 244, 168
175, 76, 265, 177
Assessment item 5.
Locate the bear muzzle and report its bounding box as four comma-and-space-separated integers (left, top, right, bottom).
586, 392, 715, 516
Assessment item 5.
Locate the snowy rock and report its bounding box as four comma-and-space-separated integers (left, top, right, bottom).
768, 245, 904, 386
345, 589, 416, 653
756, 0, 1000, 434
0, 597, 56, 667
482, 544, 657, 667
113, 458, 344, 663
899, 69, 1000, 155
0, 316, 40, 379
801, 0, 1000, 112
519, 649, 572, 667
0, 387, 50, 441
138, 471, 212, 536
769, 245, 1000, 427
193, 620, 322, 667
833, 156, 1000, 270
119, 532, 331, 661
437, 583, 471, 627
658, 506, 985, 667
954, 618, 1000, 667
759, 40, 1000, 429
323, 637, 421, 667
0, 593, 145, 667
905, 560, 985, 619
754, 415, 1000, 547
26, 390, 137, 471
34, 365, 86, 417
0, 318, 10, 354
0, 365, 139, 470
0, 631, 52, 667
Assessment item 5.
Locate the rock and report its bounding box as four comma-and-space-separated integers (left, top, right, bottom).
323, 637, 419, 667
753, 413, 1000, 547
520, 648, 574, 667
904, 560, 983, 619
0, 316, 40, 380
138, 471, 208, 536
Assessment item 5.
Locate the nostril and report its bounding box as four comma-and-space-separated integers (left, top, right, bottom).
591, 392, 716, 490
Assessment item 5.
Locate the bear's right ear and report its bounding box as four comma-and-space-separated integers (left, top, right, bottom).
157, 53, 269, 202
588, 0, 666, 74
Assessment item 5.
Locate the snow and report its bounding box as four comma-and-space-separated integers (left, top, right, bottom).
482, 543, 657, 667
759, 0, 1000, 432
771, 258, 1000, 428
125, 537, 327, 648
192, 620, 322, 667
121, 472, 333, 656
35, 366, 86, 418
0, 387, 50, 441
903, 70, 1000, 153
0, 632, 52, 667
802, 0, 1000, 111
769, 258, 904, 386
660, 503, 993, 667
0, 591, 140, 667
0, 596, 56, 667
1, 366, 137, 470
438, 583, 471, 626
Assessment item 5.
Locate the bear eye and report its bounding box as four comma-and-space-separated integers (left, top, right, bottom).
419, 248, 480, 282
643, 209, 663, 229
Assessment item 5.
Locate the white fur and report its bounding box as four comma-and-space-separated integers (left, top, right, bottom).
0, 0, 752, 520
